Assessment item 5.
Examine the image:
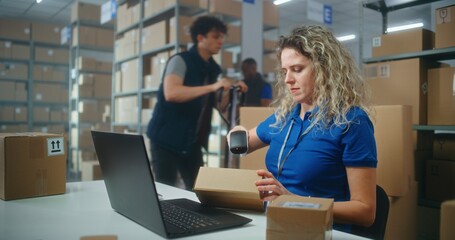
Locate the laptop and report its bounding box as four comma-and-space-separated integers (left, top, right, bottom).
91, 131, 252, 239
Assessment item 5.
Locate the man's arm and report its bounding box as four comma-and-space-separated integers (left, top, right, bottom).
163, 74, 227, 103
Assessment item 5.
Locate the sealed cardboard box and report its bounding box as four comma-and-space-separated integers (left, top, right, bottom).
267, 195, 333, 240
71, 2, 100, 23
263, 0, 279, 28
193, 167, 265, 212
168, 15, 193, 45
425, 159, 455, 201
385, 181, 417, 240
373, 105, 414, 197
0, 132, 66, 200
141, 21, 166, 53
201, 0, 242, 19
440, 200, 455, 240
364, 58, 438, 126
31, 22, 63, 44
238, 107, 274, 170
372, 28, 434, 57
0, 19, 31, 41
427, 67, 455, 125
433, 133, 455, 161
435, 5, 455, 49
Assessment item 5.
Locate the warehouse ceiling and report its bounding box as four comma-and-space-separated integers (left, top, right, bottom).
0, 0, 436, 46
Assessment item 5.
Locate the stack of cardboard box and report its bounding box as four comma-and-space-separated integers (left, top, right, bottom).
69, 1, 114, 181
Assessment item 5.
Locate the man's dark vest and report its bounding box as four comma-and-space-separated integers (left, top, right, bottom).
147, 46, 221, 155
244, 73, 268, 106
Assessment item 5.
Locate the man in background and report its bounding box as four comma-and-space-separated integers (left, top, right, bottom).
241, 58, 273, 106
147, 16, 247, 190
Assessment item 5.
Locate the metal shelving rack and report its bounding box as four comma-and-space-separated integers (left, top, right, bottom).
361, 0, 455, 210
68, 17, 114, 180
0, 35, 69, 133
111, 0, 207, 135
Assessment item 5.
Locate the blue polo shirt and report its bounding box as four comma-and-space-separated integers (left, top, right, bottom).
257, 105, 377, 231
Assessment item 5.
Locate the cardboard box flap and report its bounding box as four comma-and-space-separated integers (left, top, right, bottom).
193, 167, 265, 212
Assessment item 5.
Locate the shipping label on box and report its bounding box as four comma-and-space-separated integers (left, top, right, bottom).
0, 132, 66, 200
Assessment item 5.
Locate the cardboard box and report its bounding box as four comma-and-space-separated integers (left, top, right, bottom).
115, 96, 138, 123
373, 105, 414, 197
267, 195, 333, 240
372, 28, 434, 57
0, 107, 14, 121
385, 181, 417, 240
0, 19, 31, 41
435, 5, 455, 49
11, 43, 30, 60
201, 0, 242, 19
168, 15, 193, 45
263, 52, 277, 73
440, 200, 455, 240
0, 81, 15, 101
238, 107, 274, 170
193, 167, 265, 211
263, 0, 279, 28
225, 24, 240, 45
14, 107, 27, 121
433, 133, 455, 161
427, 67, 455, 125
425, 159, 455, 201
144, 0, 165, 19
213, 50, 233, 69
71, 2, 100, 23
81, 160, 103, 181
93, 74, 112, 98
364, 58, 438, 126
120, 58, 139, 92
0, 132, 66, 200
31, 22, 63, 44
141, 21, 166, 52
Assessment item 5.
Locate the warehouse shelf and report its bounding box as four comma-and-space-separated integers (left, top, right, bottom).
361, 0, 455, 215
68, 2, 114, 181
364, 46, 455, 63
413, 125, 455, 132
0, 20, 69, 135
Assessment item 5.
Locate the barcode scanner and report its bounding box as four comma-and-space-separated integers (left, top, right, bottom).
229, 130, 248, 154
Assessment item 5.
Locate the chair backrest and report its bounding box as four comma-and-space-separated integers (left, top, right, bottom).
351, 185, 390, 240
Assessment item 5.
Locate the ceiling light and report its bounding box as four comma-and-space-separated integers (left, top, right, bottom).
386, 22, 423, 33
337, 34, 356, 42
36, 0, 42, 3
274, 0, 292, 5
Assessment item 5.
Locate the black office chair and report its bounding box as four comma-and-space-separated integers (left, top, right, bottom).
351, 185, 390, 240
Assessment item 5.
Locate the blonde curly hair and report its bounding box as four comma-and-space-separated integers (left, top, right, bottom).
271, 25, 373, 131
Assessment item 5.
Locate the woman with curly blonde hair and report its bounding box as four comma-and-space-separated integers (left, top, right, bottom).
228, 25, 377, 233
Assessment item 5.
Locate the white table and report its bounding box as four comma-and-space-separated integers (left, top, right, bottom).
0, 180, 367, 240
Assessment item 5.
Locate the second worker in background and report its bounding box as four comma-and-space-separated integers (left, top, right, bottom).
147, 15, 247, 190
241, 58, 273, 107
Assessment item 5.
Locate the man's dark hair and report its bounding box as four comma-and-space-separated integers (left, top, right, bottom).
190, 15, 227, 44
242, 58, 257, 66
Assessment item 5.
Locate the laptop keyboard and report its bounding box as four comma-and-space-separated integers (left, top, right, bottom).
160, 201, 221, 230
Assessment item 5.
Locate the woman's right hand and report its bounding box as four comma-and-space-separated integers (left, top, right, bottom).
255, 169, 292, 201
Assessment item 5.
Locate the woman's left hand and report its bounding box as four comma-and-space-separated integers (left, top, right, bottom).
255, 169, 292, 201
